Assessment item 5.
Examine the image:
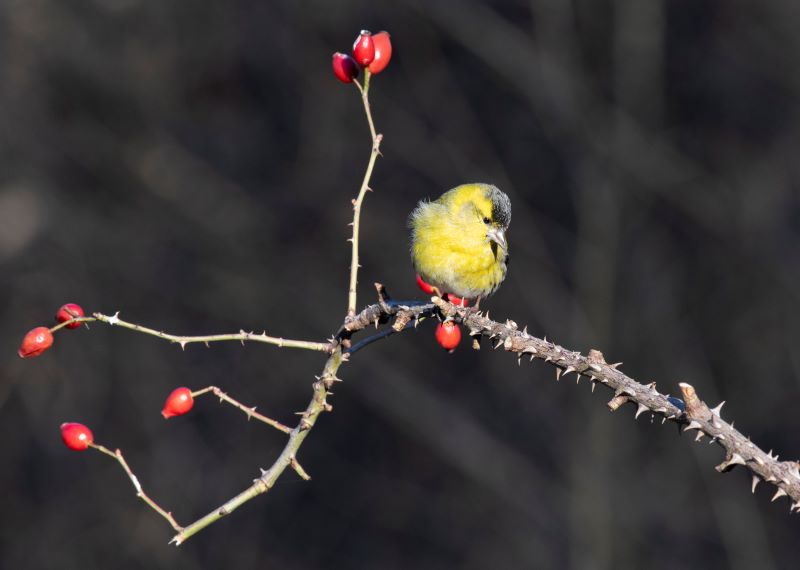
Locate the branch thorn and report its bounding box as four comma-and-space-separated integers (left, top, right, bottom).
716, 453, 746, 472
772, 488, 788, 502
683, 420, 703, 432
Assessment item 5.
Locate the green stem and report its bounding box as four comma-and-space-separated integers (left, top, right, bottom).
363, 68, 371, 97
191, 386, 291, 433
171, 349, 344, 545
347, 81, 382, 317
91, 443, 183, 532
86, 312, 332, 352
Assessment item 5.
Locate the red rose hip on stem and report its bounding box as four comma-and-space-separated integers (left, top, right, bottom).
416, 273, 435, 295
352, 30, 375, 66
332, 52, 359, 83
435, 321, 461, 352
162, 387, 194, 419
56, 303, 85, 329
367, 31, 392, 74
445, 293, 470, 307
18, 327, 54, 358
61, 422, 93, 451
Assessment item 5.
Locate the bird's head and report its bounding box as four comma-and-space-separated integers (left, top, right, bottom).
467, 184, 511, 251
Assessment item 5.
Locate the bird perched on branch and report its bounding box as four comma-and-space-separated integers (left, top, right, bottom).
409, 183, 511, 305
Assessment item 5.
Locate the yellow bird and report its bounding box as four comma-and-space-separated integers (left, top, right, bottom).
409, 183, 511, 304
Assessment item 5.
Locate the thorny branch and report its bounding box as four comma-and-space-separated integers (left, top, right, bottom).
74, 265, 800, 544
52, 313, 333, 353
175, 285, 800, 544
430, 297, 800, 511
191, 386, 292, 434
347, 80, 383, 318
170, 349, 345, 545
60, 263, 800, 541
171, 290, 437, 545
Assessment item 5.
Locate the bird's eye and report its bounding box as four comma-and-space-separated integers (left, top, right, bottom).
482, 216, 491, 224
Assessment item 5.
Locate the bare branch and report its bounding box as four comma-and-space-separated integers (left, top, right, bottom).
170, 348, 344, 545
432, 297, 800, 510
74, 282, 800, 546
341, 296, 434, 338
191, 386, 292, 434
346, 80, 383, 318
78, 312, 333, 352
91, 444, 183, 532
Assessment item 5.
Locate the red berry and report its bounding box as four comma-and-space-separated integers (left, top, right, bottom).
445, 293, 470, 307
56, 303, 85, 329
18, 326, 54, 358
367, 31, 392, 74
332, 52, 359, 83
435, 321, 462, 352
416, 273, 435, 295
352, 30, 375, 66
61, 422, 93, 451
162, 387, 194, 419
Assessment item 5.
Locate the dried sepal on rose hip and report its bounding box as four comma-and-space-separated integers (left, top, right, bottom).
161, 387, 194, 419
61, 422, 94, 451
352, 30, 375, 66
18, 326, 54, 358
56, 303, 85, 329
367, 31, 392, 74
332, 52, 359, 83
435, 321, 462, 352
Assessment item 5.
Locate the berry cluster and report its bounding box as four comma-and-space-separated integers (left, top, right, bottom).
332, 30, 392, 83
18, 302, 86, 358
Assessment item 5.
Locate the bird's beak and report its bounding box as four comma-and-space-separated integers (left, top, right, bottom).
487, 227, 507, 250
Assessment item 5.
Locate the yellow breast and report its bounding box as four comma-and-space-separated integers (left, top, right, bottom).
410, 200, 508, 299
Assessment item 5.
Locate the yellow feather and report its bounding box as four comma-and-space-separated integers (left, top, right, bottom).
410, 183, 510, 300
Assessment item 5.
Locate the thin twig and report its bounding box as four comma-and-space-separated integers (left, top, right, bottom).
289, 457, 312, 481
191, 386, 291, 434
91, 443, 183, 532
49, 316, 96, 333
347, 80, 383, 317
354, 79, 377, 141
81, 312, 332, 352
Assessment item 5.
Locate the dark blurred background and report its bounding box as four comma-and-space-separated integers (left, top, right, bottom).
3, 0, 800, 568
